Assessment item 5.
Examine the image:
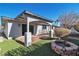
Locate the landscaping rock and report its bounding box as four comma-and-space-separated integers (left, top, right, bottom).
51, 40, 78, 56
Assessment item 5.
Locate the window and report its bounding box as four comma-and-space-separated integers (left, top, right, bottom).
42, 25, 47, 29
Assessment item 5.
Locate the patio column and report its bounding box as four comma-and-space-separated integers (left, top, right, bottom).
24, 16, 32, 47
49, 25, 54, 38
27, 17, 29, 32
34, 25, 36, 35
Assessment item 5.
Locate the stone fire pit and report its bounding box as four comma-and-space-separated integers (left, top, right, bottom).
51, 40, 78, 56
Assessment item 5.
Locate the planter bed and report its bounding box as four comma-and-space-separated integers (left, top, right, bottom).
51, 40, 79, 56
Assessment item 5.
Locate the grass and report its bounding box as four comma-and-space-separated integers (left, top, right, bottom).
4, 39, 59, 56
1, 37, 79, 56
0, 39, 23, 55
29, 40, 59, 56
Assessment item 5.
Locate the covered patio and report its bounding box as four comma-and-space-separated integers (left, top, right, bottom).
2, 11, 53, 46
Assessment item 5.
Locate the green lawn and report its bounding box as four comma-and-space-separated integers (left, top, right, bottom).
1, 38, 79, 56
0, 40, 23, 55
27, 40, 59, 56
4, 39, 59, 56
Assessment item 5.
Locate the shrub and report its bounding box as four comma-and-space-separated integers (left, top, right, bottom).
54, 28, 71, 38
74, 23, 79, 32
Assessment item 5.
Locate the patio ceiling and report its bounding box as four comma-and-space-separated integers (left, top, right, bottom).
30, 21, 51, 26
3, 17, 50, 25
2, 16, 27, 24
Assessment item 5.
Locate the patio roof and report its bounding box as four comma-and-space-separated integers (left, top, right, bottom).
2, 11, 53, 25
2, 16, 27, 24
15, 10, 53, 23
30, 21, 50, 26
2, 16, 51, 25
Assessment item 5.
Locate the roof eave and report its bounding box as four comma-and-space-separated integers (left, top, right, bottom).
24, 10, 53, 23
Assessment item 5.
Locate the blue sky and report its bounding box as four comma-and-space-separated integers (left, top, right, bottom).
0, 3, 79, 25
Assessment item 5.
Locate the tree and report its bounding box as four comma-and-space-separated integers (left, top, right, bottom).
58, 12, 79, 29
74, 23, 79, 32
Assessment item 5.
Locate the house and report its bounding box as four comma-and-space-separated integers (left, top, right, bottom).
52, 20, 60, 27
1, 11, 53, 42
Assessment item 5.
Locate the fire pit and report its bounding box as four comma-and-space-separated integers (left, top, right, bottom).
51, 40, 78, 56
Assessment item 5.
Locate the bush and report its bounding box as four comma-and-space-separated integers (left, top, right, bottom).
74, 23, 79, 32
54, 28, 71, 38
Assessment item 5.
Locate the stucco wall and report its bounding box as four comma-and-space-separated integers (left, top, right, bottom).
36, 25, 42, 35
27, 17, 40, 22
8, 23, 12, 37
38, 26, 50, 35
34, 25, 50, 35
4, 22, 22, 38
4, 23, 8, 38
4, 16, 52, 38
9, 23, 22, 38
27, 16, 52, 35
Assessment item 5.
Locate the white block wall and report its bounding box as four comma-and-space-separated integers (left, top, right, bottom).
8, 23, 12, 37
4, 23, 8, 38
4, 22, 22, 38
9, 23, 22, 38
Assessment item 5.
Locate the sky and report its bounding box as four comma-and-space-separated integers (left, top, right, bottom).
1, 3, 79, 25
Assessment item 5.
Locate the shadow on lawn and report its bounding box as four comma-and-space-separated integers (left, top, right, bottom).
62, 35, 79, 46
29, 43, 59, 56
40, 37, 55, 40
15, 40, 24, 45
65, 38, 79, 46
